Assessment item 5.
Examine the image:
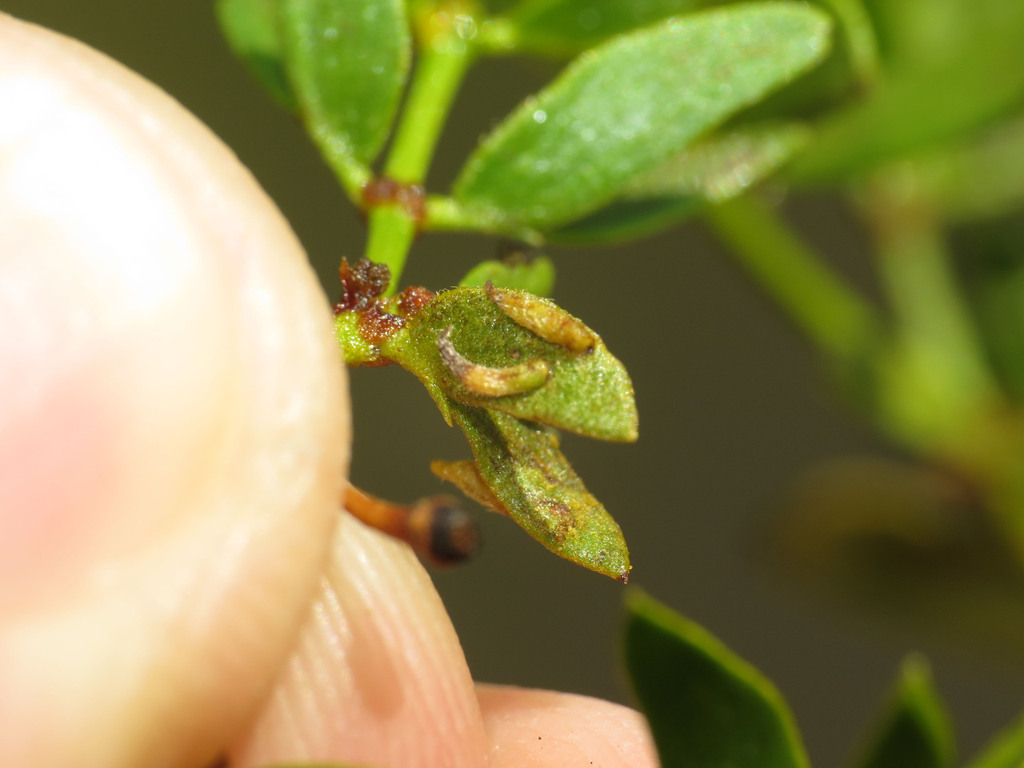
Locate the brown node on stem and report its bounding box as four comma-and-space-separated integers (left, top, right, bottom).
334, 257, 391, 312
398, 284, 436, 316
361, 175, 427, 226
437, 326, 550, 397
357, 304, 407, 346
343, 484, 480, 566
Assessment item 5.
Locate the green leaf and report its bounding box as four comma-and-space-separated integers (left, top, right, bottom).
628, 123, 812, 199
216, 0, 296, 109
790, 8, 1024, 184
848, 656, 954, 768
624, 590, 810, 768
549, 123, 810, 244
459, 254, 557, 295
386, 285, 638, 441
435, 404, 631, 580
549, 196, 702, 245
453, 4, 832, 230
508, 0, 709, 57
964, 710, 1024, 768
921, 118, 1024, 224
281, 0, 411, 166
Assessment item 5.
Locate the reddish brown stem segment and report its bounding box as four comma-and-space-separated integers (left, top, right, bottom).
342, 485, 480, 566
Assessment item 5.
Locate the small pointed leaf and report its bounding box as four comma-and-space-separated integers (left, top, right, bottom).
216, 0, 296, 109
509, 0, 708, 57
385, 286, 638, 442
459, 255, 557, 295
848, 656, 954, 768
964, 710, 1024, 768
624, 590, 810, 768
440, 403, 631, 580
281, 0, 410, 165
454, 4, 831, 230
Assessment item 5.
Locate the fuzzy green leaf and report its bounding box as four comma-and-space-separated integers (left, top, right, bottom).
624, 591, 810, 768
216, 0, 296, 109
436, 404, 631, 580
281, 0, 410, 166
386, 285, 638, 441
964, 710, 1024, 768
508, 0, 708, 57
453, 4, 831, 230
848, 657, 954, 768
459, 255, 557, 295
550, 123, 810, 244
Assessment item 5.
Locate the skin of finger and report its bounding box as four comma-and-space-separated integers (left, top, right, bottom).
477, 684, 661, 768
231, 513, 490, 768
0, 13, 347, 768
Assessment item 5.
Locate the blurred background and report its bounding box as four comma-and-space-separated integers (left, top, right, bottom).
7, 1, 1024, 764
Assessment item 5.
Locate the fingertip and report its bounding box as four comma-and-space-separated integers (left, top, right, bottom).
0, 12, 348, 766
477, 685, 660, 768
232, 514, 488, 768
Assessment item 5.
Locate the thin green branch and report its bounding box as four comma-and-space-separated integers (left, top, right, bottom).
860, 170, 1002, 421
704, 194, 881, 366
364, 9, 475, 295
384, 36, 473, 184
426, 195, 545, 245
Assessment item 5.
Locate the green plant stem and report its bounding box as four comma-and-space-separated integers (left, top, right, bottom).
365, 17, 474, 295
859, 170, 1004, 447
704, 194, 881, 366
384, 40, 472, 184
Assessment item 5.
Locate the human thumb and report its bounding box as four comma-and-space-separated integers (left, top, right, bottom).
0, 13, 347, 767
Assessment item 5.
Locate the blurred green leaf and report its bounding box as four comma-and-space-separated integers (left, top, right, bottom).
921, 117, 1024, 224
814, 0, 879, 86
459, 254, 557, 295
964, 710, 1024, 768
791, 2, 1024, 183
388, 285, 638, 441
216, 0, 296, 109
624, 590, 810, 768
551, 124, 810, 244
507, 0, 707, 57
281, 0, 411, 166
434, 404, 631, 580
860, 0, 1024, 74
790, 64, 1024, 184
453, 4, 832, 231
957, 218, 1024, 404
848, 656, 953, 768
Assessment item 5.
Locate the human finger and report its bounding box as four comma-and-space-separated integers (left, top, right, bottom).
231, 514, 489, 768
0, 13, 347, 767
477, 684, 660, 768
